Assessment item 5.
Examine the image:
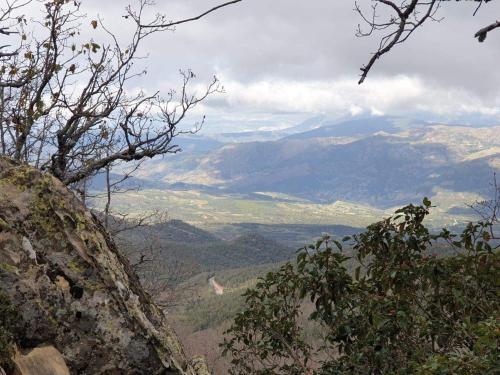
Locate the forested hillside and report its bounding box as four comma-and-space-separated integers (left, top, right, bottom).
116, 219, 298, 278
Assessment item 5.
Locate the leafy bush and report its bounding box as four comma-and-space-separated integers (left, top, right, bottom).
222, 200, 499, 375
0, 289, 20, 371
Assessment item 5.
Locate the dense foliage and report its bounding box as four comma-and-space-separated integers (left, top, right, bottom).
222, 200, 500, 374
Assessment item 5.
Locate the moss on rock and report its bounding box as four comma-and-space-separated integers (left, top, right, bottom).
0, 157, 210, 374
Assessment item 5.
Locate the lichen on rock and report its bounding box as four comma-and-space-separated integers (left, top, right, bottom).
0, 157, 207, 375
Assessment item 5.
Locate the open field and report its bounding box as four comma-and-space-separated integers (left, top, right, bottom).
91, 187, 481, 230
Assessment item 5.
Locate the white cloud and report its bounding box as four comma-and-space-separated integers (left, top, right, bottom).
19, 0, 500, 132
205, 74, 500, 123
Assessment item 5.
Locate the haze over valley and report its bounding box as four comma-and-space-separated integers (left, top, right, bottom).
91, 115, 500, 234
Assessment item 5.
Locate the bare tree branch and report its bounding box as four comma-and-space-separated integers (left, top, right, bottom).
468, 173, 500, 241
475, 20, 500, 42
112, 214, 200, 310
356, 0, 497, 84
356, 0, 439, 84
139, 0, 242, 29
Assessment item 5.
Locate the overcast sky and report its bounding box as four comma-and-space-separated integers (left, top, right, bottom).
36, 0, 500, 131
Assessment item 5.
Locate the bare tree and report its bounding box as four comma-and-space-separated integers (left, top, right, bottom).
469, 173, 500, 241
356, 0, 497, 84
112, 215, 200, 310
100, 161, 144, 230
0, 0, 241, 185
0, 0, 30, 59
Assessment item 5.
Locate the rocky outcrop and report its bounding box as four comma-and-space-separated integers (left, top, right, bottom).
0, 158, 206, 374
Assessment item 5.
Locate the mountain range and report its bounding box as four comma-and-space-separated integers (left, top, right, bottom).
128, 116, 499, 208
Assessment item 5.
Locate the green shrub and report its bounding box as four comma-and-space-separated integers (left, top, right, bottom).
222, 200, 500, 375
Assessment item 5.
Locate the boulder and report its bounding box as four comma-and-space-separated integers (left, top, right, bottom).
0, 158, 206, 374
13, 346, 70, 375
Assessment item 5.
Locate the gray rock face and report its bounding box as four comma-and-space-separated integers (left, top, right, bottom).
0, 158, 205, 375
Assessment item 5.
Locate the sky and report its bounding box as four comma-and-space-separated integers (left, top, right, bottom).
23, 0, 500, 132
